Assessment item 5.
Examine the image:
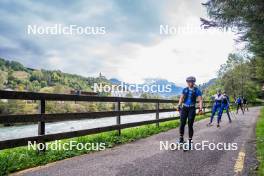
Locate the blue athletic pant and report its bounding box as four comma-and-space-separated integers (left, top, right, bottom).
210, 102, 221, 124
218, 104, 231, 122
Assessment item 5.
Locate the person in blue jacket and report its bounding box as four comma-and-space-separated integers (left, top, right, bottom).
177, 76, 203, 149
218, 91, 232, 123
236, 96, 244, 114
207, 89, 223, 127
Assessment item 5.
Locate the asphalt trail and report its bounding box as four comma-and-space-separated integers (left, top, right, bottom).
14, 107, 261, 176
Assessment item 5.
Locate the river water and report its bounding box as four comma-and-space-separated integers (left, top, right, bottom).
0, 112, 180, 140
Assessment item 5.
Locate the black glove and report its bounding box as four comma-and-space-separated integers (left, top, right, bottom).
198, 108, 203, 115
177, 104, 182, 111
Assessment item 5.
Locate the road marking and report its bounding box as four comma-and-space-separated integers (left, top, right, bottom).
234, 147, 246, 174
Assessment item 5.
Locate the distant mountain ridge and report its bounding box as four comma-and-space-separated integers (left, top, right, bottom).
200, 78, 217, 90
109, 78, 183, 97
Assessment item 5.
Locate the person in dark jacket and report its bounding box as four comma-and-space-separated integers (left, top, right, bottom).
242, 97, 249, 111
236, 96, 244, 114
177, 76, 203, 149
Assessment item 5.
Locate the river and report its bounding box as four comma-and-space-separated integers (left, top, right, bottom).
0, 111, 180, 140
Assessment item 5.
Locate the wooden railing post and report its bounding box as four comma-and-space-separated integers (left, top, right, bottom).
156, 102, 159, 127
116, 100, 121, 135
38, 99, 45, 153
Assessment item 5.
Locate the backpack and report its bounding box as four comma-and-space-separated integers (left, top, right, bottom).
183, 87, 197, 104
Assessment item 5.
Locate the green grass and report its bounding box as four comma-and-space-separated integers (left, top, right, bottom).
256, 107, 264, 175
0, 114, 210, 175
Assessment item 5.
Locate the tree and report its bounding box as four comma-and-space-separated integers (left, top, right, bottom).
87, 103, 98, 112
51, 72, 61, 83
0, 101, 6, 114
53, 84, 67, 94
6, 100, 26, 114
140, 93, 155, 110
30, 70, 44, 81
201, 0, 264, 98
123, 92, 138, 110
201, 0, 264, 57
7, 71, 15, 82
29, 80, 41, 92
214, 53, 259, 100
8, 61, 25, 71
255, 57, 264, 81
0, 71, 7, 89
0, 58, 6, 69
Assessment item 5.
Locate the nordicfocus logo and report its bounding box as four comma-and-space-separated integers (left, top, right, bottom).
28, 140, 106, 151
27, 24, 106, 35
159, 24, 231, 35
93, 82, 172, 93
160, 141, 238, 151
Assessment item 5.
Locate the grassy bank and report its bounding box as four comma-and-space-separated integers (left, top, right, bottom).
256, 107, 264, 175
0, 114, 210, 175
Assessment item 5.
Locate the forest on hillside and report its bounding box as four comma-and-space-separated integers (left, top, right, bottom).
0, 58, 173, 117
201, 0, 264, 101
0, 58, 110, 93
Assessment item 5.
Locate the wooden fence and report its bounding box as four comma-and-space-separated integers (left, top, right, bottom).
0, 90, 260, 151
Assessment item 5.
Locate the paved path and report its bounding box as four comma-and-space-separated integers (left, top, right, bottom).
14, 107, 262, 176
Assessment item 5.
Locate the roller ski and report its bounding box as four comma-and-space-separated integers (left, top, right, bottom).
176, 138, 193, 152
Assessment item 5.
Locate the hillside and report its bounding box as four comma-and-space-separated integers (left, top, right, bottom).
0, 58, 178, 116
0, 58, 183, 98
0, 58, 110, 94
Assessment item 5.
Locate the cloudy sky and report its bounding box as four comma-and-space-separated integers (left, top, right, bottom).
0, 0, 238, 85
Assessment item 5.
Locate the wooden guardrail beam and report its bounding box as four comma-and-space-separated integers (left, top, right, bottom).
0, 110, 214, 150
0, 90, 177, 103
0, 116, 182, 150
2, 90, 254, 151
0, 109, 178, 123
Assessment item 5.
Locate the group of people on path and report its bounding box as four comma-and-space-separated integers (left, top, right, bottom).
206, 90, 248, 128
176, 76, 249, 149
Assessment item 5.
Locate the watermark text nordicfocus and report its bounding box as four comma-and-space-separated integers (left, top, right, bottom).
160, 140, 238, 151
27, 24, 106, 35
28, 140, 106, 151
93, 82, 172, 93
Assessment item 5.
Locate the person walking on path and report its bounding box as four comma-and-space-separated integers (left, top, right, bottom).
236, 96, 244, 114
207, 89, 223, 128
243, 97, 249, 112
177, 76, 203, 149
218, 91, 232, 123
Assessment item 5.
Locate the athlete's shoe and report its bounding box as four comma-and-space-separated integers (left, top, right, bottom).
217, 124, 220, 128
188, 139, 193, 150
206, 123, 213, 127
176, 137, 186, 150
179, 137, 184, 144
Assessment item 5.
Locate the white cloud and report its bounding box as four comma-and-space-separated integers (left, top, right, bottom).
0, 0, 238, 85
106, 17, 236, 85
